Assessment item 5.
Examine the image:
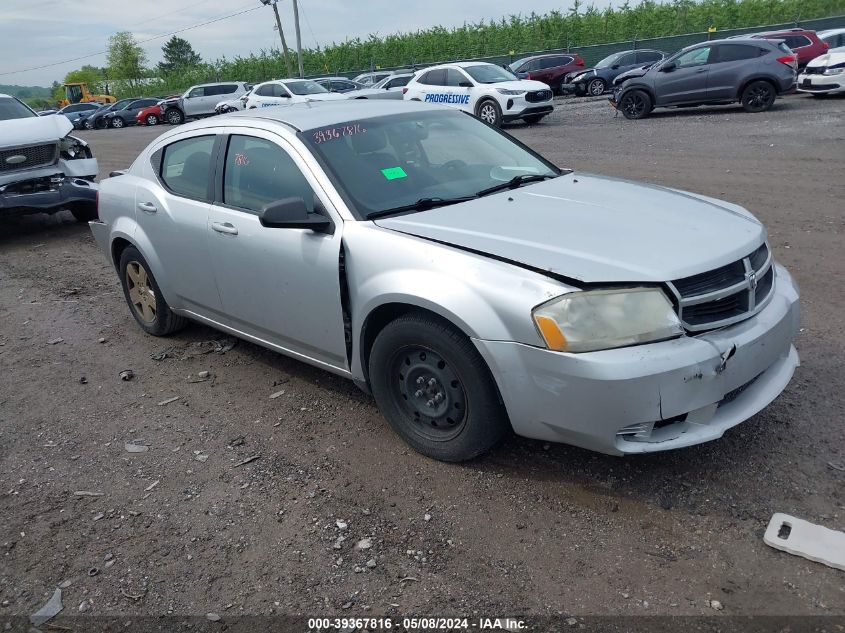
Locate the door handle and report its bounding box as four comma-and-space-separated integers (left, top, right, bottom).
211, 222, 238, 235
137, 201, 157, 213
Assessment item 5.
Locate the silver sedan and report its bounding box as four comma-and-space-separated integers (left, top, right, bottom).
89, 100, 799, 461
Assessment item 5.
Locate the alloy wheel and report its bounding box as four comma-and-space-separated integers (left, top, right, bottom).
588, 78, 605, 96
146, 115, 158, 125
126, 261, 157, 324
621, 93, 646, 117
479, 103, 497, 125
747, 85, 773, 109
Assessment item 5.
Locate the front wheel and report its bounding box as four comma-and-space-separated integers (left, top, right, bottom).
118, 247, 188, 336
83, 119, 94, 130
165, 108, 185, 125
476, 99, 502, 127
145, 114, 159, 125
741, 80, 776, 113
618, 89, 652, 119
587, 78, 606, 96
368, 313, 510, 462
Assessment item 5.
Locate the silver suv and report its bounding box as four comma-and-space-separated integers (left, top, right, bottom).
161, 81, 250, 125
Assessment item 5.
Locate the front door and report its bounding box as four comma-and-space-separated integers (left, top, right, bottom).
133, 132, 224, 316
207, 129, 348, 370
654, 46, 712, 104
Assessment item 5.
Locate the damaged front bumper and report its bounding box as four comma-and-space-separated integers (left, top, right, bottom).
0, 172, 98, 217
473, 263, 800, 455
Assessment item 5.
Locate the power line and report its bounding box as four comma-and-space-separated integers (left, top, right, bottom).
0, 5, 263, 77
298, 0, 321, 49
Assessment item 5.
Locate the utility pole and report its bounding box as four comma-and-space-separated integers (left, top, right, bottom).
291, 0, 305, 78
260, 0, 293, 77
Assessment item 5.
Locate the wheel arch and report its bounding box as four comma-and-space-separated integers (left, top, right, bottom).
109, 227, 178, 309
737, 75, 778, 101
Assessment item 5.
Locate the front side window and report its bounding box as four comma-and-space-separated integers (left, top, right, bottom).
160, 135, 216, 201
446, 69, 470, 86
302, 110, 558, 219
463, 64, 517, 83
595, 52, 623, 68
675, 46, 712, 68
617, 53, 638, 66
223, 135, 315, 214
187, 87, 205, 98
0, 97, 36, 120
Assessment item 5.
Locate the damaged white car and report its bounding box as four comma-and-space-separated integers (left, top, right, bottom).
0, 94, 98, 221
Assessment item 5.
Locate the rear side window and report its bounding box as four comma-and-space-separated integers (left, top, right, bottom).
675, 46, 712, 67
715, 44, 760, 62
255, 84, 274, 96
207, 84, 238, 96
617, 53, 638, 66
784, 35, 812, 49
637, 51, 663, 63
419, 69, 447, 85
386, 76, 412, 88
223, 135, 315, 214
777, 42, 793, 55
161, 135, 216, 201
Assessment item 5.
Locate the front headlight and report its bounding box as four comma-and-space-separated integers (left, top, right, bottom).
496, 88, 527, 95
532, 288, 683, 353
823, 67, 844, 75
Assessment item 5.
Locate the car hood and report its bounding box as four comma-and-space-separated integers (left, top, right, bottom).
374, 173, 765, 283
0, 114, 72, 147
804, 51, 845, 68
493, 79, 550, 91
613, 66, 651, 84
570, 68, 596, 80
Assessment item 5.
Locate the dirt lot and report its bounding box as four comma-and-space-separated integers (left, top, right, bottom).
1, 94, 843, 629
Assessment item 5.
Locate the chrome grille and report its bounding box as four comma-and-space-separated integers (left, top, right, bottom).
0, 143, 58, 173
667, 243, 774, 331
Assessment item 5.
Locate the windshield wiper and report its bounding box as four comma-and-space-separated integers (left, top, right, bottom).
475, 173, 557, 198
367, 196, 477, 220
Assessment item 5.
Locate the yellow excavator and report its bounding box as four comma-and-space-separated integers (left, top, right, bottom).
58, 83, 116, 108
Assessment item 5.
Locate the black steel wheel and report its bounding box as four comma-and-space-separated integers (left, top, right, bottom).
369, 313, 510, 462
741, 80, 776, 113
619, 89, 652, 119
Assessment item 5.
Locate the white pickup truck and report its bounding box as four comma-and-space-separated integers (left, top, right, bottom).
0, 93, 98, 221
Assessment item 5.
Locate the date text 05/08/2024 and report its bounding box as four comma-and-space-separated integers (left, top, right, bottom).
307, 617, 527, 630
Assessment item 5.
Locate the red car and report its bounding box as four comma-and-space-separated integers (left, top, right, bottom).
136, 104, 162, 126
508, 53, 585, 94
746, 29, 829, 68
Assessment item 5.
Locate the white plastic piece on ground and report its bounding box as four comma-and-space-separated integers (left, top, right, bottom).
764, 512, 845, 571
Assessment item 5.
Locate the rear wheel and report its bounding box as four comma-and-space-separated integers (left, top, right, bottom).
476, 99, 502, 127
165, 108, 185, 125
145, 114, 159, 125
587, 78, 606, 96
368, 313, 510, 462
741, 80, 776, 113
83, 118, 94, 130
110, 117, 125, 129
118, 247, 187, 336
70, 203, 97, 223
619, 89, 652, 119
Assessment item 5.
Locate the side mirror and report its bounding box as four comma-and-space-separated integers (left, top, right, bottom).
660, 61, 676, 72
458, 81, 473, 88
611, 64, 620, 69
259, 198, 333, 233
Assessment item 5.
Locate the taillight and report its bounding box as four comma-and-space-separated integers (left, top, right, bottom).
576, 59, 584, 66
776, 55, 797, 65
822, 42, 829, 50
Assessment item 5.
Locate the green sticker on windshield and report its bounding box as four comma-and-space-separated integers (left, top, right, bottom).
381, 166, 407, 180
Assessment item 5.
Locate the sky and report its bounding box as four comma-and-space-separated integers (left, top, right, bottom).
0, 0, 594, 87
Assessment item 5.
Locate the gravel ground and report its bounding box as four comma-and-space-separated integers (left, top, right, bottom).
1, 93, 843, 629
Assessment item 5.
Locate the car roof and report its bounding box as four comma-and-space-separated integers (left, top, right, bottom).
819, 27, 845, 36
0, 93, 13, 99
207, 99, 449, 131
749, 29, 814, 37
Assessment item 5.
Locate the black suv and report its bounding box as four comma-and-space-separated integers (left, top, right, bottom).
612, 38, 797, 119
566, 49, 665, 96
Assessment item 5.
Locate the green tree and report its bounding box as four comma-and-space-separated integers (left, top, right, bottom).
158, 36, 202, 75
63, 65, 106, 94
107, 31, 147, 94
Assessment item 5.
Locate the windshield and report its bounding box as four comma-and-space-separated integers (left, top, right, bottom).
595, 52, 623, 68
301, 110, 559, 219
0, 97, 37, 121
284, 80, 329, 95
464, 64, 517, 84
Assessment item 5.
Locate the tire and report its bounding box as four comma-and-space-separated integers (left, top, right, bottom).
587, 78, 606, 96
552, 79, 564, 96
741, 80, 776, 113
523, 114, 545, 124
94, 118, 107, 130
368, 313, 510, 462
476, 99, 503, 127
165, 108, 185, 125
574, 83, 587, 97
70, 203, 97, 223
145, 114, 159, 125
118, 246, 187, 337
110, 117, 125, 129
618, 89, 652, 119
83, 119, 94, 130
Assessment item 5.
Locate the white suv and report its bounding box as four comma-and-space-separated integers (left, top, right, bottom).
403, 62, 554, 127
162, 82, 250, 125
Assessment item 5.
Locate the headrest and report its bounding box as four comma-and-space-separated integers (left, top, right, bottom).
350, 127, 387, 154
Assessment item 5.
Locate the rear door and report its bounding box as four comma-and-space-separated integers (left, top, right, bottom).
654, 45, 713, 104
207, 128, 347, 369
706, 44, 762, 100
134, 131, 224, 316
